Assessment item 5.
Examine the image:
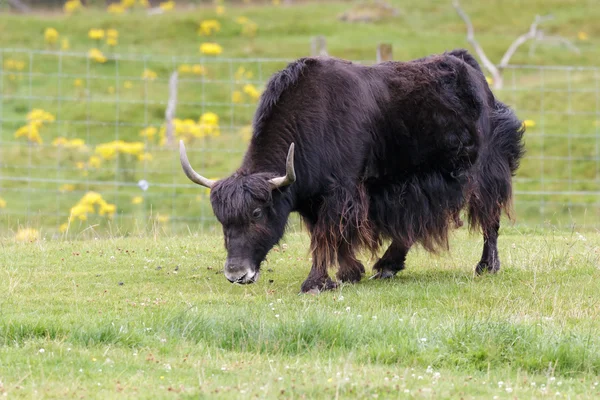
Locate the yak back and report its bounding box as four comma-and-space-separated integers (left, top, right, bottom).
241, 52, 489, 196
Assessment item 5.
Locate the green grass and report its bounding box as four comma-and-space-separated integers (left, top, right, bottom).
0, 0, 600, 236
1, 228, 600, 398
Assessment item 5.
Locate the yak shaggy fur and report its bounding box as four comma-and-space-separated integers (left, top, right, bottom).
210, 49, 525, 293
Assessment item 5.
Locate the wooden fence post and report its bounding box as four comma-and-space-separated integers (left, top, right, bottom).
310, 36, 328, 56
376, 43, 393, 62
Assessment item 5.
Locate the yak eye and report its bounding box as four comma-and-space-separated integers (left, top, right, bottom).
252, 208, 262, 219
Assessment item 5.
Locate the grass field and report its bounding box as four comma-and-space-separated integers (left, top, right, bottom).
1, 228, 600, 398
0, 0, 599, 235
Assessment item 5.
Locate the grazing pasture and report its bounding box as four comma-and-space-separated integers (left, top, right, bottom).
1, 229, 600, 398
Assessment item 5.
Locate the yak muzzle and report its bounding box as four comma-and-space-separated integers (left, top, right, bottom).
224, 261, 259, 284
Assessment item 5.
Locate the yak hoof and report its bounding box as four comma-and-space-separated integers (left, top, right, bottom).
369, 269, 397, 280
300, 277, 338, 294
475, 260, 500, 275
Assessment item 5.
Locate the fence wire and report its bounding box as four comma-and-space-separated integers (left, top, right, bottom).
0, 48, 599, 236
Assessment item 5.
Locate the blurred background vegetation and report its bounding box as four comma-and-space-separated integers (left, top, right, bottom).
0, 0, 598, 239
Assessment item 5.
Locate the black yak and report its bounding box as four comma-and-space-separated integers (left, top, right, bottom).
179, 49, 525, 293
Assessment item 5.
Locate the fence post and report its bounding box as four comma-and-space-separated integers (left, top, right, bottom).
376, 43, 393, 62
311, 36, 328, 56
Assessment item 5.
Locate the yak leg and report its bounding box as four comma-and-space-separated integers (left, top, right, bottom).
475, 214, 501, 274
371, 240, 411, 279
300, 232, 338, 293
301, 260, 337, 293
336, 242, 365, 283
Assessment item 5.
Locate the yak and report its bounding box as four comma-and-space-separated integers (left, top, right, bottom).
179, 49, 525, 293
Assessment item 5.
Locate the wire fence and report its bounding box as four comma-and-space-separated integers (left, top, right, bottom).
0, 48, 599, 236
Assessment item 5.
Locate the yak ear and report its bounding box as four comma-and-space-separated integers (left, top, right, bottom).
268, 143, 296, 189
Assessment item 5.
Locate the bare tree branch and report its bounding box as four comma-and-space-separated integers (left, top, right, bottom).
453, 1, 579, 90
165, 71, 178, 147
453, 1, 503, 89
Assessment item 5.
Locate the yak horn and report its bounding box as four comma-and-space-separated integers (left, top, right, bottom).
179, 140, 216, 189
268, 143, 297, 189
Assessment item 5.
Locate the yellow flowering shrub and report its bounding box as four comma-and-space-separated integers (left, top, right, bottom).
199, 43, 223, 56
64, 0, 83, 14
44, 28, 59, 45
107, 3, 125, 14
52, 137, 87, 151
139, 126, 158, 141
88, 48, 107, 63
3, 59, 26, 71
159, 1, 175, 11
14, 109, 56, 145
59, 184, 75, 193
142, 69, 157, 81
15, 228, 40, 242
243, 83, 261, 101
158, 112, 221, 145
198, 20, 221, 36
88, 29, 105, 40
65, 192, 117, 225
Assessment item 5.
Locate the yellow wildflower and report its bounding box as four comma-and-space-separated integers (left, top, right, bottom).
107, 3, 126, 14
198, 20, 221, 36
88, 155, 102, 168
107, 37, 118, 47
75, 161, 86, 170
232, 90, 243, 103
123, 80, 133, 89
59, 184, 75, 193
485, 76, 493, 85
234, 66, 253, 81
200, 112, 219, 126
142, 69, 157, 81
239, 125, 252, 142
74, 78, 83, 88
215, 5, 225, 15
0, 197, 6, 209
523, 119, 536, 128
199, 42, 223, 56
107, 29, 119, 40
107, 86, 115, 94
178, 64, 192, 74
159, 1, 175, 11
156, 213, 169, 223
63, 0, 82, 14
88, 29, 105, 40
578, 32, 589, 41
132, 196, 143, 205
59, 223, 69, 233
98, 202, 116, 217
27, 109, 56, 125
243, 84, 261, 101
88, 48, 107, 63
139, 0, 150, 7
121, 0, 136, 8
15, 228, 40, 242
235, 16, 249, 25
44, 28, 59, 45
15, 124, 43, 145
192, 64, 207, 75
139, 126, 157, 140
61, 38, 70, 51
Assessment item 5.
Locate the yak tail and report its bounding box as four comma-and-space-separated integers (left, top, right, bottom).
467, 100, 526, 232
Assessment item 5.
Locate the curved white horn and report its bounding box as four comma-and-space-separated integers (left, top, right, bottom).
179, 140, 216, 188
268, 143, 296, 189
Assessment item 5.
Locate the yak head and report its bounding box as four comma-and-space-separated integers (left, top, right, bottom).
179, 140, 296, 284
